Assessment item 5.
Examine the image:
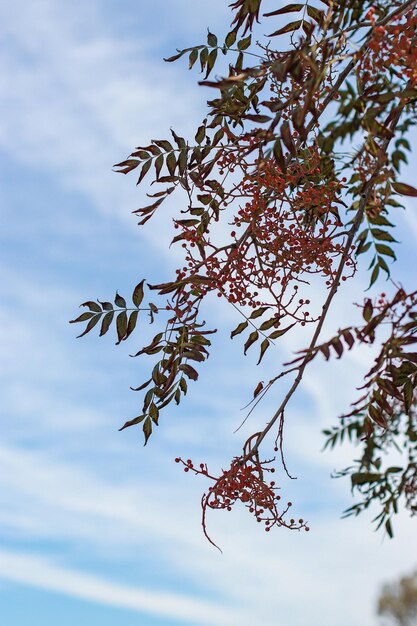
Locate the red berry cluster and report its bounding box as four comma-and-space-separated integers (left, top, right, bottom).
175, 455, 309, 549
174, 144, 351, 321
360, 10, 417, 86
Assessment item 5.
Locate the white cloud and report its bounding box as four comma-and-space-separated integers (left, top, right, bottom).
0, 549, 242, 626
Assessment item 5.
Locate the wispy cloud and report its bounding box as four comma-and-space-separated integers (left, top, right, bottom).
0, 549, 242, 626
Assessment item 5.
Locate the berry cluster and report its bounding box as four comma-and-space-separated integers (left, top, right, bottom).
174, 144, 351, 320
360, 9, 417, 86
175, 455, 309, 550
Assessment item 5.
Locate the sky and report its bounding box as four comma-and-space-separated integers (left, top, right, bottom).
1, 1, 417, 625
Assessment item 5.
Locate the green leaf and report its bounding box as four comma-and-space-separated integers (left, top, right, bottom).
375, 244, 396, 260
244, 330, 259, 354
269, 323, 295, 340
257, 338, 270, 365
249, 306, 269, 319
237, 35, 251, 50
369, 264, 380, 288
231, 321, 248, 338
259, 317, 279, 331
225, 30, 237, 47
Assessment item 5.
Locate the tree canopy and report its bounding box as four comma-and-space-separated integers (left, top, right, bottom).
71, 0, 417, 548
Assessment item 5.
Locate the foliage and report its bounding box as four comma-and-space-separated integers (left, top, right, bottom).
71, 0, 417, 546
377, 569, 417, 626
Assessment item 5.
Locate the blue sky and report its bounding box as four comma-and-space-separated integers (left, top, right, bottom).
1, 2, 417, 625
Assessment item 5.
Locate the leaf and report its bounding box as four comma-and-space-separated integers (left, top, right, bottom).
351, 472, 381, 486
75, 314, 100, 338
143, 417, 153, 445
231, 321, 248, 338
237, 35, 252, 50
179, 377, 188, 394
244, 330, 259, 354
273, 139, 286, 171
368, 264, 380, 289
369, 404, 387, 428
205, 49, 218, 78
392, 181, 417, 196
320, 344, 331, 360
257, 338, 270, 364
81, 301, 102, 313
116, 311, 128, 344
114, 293, 127, 308
385, 518, 393, 539
69, 311, 95, 324
259, 317, 279, 331
132, 280, 145, 307
154, 154, 164, 179
137, 159, 152, 185
269, 323, 295, 340
363, 298, 373, 322
125, 310, 138, 339
306, 5, 324, 23
179, 363, 199, 381
100, 311, 114, 336
207, 31, 218, 47
113, 159, 139, 175
375, 244, 396, 260
119, 414, 146, 431
244, 114, 272, 123
249, 306, 269, 319
166, 152, 177, 176
149, 402, 159, 425
164, 50, 186, 63
189, 48, 199, 69
195, 125, 206, 144
269, 20, 302, 37
331, 337, 344, 358
264, 4, 303, 17
225, 30, 237, 47
280, 121, 295, 154
253, 381, 264, 398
